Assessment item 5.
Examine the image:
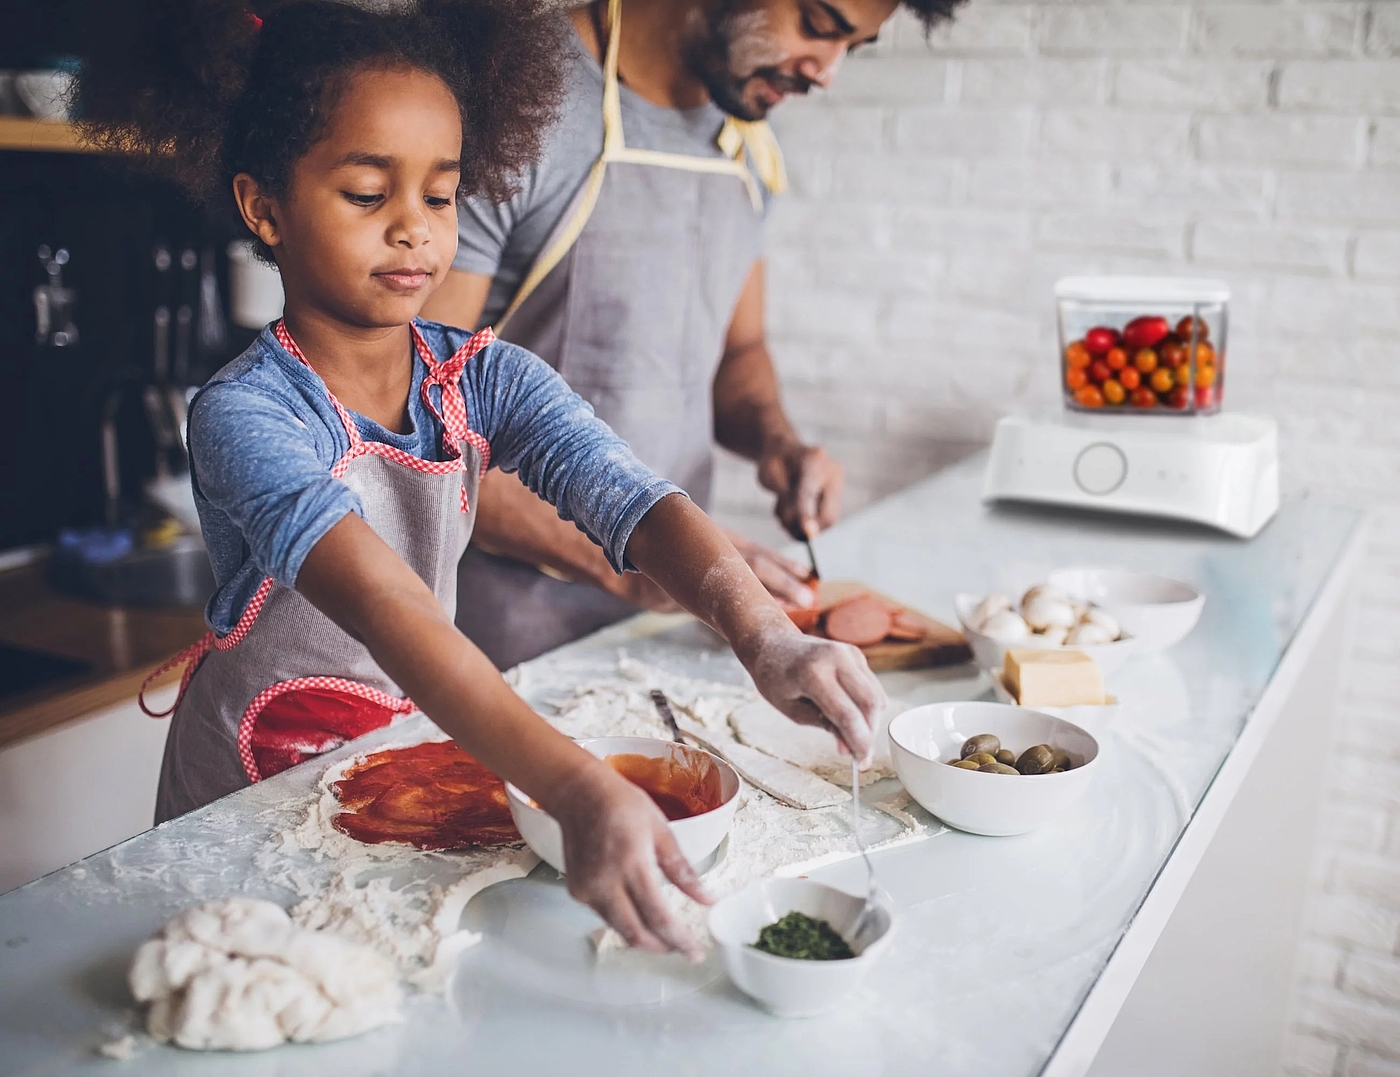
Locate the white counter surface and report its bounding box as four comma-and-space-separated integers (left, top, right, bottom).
0, 454, 1364, 1076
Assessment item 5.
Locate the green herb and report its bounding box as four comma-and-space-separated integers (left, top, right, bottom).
752, 911, 855, 961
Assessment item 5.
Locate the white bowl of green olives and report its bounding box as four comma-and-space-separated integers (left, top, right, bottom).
708, 878, 895, 1017
888, 702, 1099, 837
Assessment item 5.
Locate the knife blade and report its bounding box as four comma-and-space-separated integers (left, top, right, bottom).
649, 689, 686, 743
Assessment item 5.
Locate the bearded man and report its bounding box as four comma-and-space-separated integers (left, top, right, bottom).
423, 0, 963, 669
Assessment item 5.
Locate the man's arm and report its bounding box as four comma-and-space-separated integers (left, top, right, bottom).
713, 260, 844, 539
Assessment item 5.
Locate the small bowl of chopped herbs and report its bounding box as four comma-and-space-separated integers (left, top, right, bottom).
708, 878, 894, 1017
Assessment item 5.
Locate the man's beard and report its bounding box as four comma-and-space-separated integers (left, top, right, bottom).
684, 6, 814, 120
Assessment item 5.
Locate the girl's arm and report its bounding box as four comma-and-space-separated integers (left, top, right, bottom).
297, 511, 710, 959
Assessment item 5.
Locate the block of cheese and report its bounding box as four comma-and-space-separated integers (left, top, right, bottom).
1004, 648, 1105, 707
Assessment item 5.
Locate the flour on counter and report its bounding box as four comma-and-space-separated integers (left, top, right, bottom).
728, 697, 900, 785
97, 1034, 142, 1060
127, 898, 402, 1051
259, 741, 538, 992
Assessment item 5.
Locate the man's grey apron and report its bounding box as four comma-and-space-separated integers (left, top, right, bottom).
143, 321, 494, 822
456, 0, 785, 670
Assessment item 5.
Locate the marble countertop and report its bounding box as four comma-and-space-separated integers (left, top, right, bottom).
0, 453, 1364, 1076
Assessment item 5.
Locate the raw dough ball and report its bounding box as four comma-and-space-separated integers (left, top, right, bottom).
1020, 586, 1077, 633
128, 898, 402, 1051
968, 593, 1012, 632
980, 608, 1031, 643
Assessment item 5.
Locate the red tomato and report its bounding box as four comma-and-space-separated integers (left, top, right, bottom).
1130, 387, 1158, 408
1168, 385, 1191, 409
1066, 366, 1089, 390
1195, 385, 1217, 409
1105, 347, 1128, 371
1159, 341, 1187, 368
1119, 366, 1141, 390
1122, 316, 1171, 350
1176, 316, 1208, 342
1084, 327, 1120, 355
1074, 384, 1106, 408
1090, 360, 1113, 383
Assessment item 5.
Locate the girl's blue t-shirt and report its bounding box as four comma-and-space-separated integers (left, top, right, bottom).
189, 319, 681, 635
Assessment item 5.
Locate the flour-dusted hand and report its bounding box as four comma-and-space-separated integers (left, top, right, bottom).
549, 763, 710, 960
740, 616, 887, 765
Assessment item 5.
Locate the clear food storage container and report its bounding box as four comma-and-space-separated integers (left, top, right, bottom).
1056, 277, 1229, 416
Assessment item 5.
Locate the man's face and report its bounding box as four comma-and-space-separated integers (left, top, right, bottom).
685, 0, 899, 121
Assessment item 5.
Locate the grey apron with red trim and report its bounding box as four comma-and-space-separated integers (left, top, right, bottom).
149, 322, 491, 822
456, 0, 781, 671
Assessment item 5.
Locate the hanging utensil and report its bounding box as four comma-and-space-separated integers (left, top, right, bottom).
197, 246, 227, 359
649, 689, 686, 744
848, 757, 882, 949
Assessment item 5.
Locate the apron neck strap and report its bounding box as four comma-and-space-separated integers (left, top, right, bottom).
274, 319, 362, 447
601, 0, 626, 153
413, 322, 495, 460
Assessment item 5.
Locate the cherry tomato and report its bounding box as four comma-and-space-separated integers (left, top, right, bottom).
1195, 385, 1217, 409
1196, 363, 1217, 388
1130, 387, 1158, 408
1133, 348, 1159, 374
1160, 341, 1187, 368
1105, 347, 1128, 371
1065, 341, 1091, 368
1066, 366, 1089, 390
1175, 363, 1192, 388
1074, 384, 1106, 408
1119, 366, 1141, 390
1090, 359, 1113, 383
1168, 385, 1191, 409
1176, 316, 1208, 342
1102, 378, 1126, 405
1084, 327, 1120, 355
1150, 367, 1175, 394
1194, 341, 1216, 365
1122, 315, 1171, 350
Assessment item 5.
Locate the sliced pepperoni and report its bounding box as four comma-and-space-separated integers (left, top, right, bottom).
884, 616, 925, 642
786, 606, 822, 632
823, 595, 893, 647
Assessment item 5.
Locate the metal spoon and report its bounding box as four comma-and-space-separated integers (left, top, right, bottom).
848, 757, 881, 949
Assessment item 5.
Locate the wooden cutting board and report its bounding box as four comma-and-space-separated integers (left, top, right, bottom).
808, 580, 973, 672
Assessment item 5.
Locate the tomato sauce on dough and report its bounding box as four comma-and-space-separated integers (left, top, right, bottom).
605, 751, 725, 821
331, 740, 520, 850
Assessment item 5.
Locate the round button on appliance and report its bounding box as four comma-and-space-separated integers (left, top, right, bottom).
1073, 442, 1128, 496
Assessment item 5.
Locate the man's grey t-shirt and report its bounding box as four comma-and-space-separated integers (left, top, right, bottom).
453, 25, 768, 328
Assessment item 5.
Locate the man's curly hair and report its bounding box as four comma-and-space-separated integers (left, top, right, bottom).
77, 0, 567, 259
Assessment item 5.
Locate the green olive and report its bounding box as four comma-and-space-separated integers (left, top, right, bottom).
1016, 744, 1056, 775
966, 752, 998, 768
978, 762, 1019, 775
960, 734, 1000, 760
1050, 766, 1065, 773
949, 759, 981, 770
995, 748, 1016, 766
1052, 747, 1072, 770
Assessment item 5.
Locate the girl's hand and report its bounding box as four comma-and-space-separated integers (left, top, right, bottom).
549, 762, 710, 960
740, 617, 887, 763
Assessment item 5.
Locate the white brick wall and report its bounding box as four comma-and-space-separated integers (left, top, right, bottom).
711, 1, 1400, 1070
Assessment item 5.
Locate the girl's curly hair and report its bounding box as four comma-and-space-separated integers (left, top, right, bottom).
77, 0, 567, 255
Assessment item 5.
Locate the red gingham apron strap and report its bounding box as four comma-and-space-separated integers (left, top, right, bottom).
412, 323, 494, 477
139, 632, 216, 717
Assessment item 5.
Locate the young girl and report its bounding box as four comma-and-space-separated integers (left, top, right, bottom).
78, 0, 883, 959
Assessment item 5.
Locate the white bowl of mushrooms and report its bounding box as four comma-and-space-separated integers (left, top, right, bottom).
955, 585, 1138, 677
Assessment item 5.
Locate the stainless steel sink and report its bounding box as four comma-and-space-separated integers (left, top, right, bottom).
48, 535, 216, 609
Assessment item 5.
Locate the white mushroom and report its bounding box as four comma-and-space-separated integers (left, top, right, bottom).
968, 593, 1013, 632
1078, 605, 1121, 641
1066, 620, 1116, 646
980, 608, 1032, 643
1020, 585, 1078, 633
1039, 624, 1071, 646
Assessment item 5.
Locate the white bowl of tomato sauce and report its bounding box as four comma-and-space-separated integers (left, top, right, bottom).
504, 736, 742, 875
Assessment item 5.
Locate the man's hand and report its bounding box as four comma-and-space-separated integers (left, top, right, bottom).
757, 440, 845, 541
725, 528, 816, 609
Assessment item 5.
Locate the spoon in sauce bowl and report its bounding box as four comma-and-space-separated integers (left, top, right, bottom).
848, 757, 881, 951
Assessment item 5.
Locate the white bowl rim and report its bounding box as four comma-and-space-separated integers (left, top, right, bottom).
504, 736, 741, 818
707, 879, 894, 964
887, 700, 1100, 774
1046, 567, 1202, 607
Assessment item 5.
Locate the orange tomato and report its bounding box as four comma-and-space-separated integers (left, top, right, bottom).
1102, 378, 1126, 405
1134, 348, 1159, 374
1066, 366, 1089, 390
1175, 363, 1191, 388
1194, 341, 1215, 365
1105, 347, 1128, 371
1065, 341, 1091, 368
1119, 366, 1141, 391
1074, 384, 1106, 408
1150, 367, 1175, 394
1197, 364, 1217, 388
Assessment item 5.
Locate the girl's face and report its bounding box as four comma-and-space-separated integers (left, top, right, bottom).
237, 66, 462, 330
